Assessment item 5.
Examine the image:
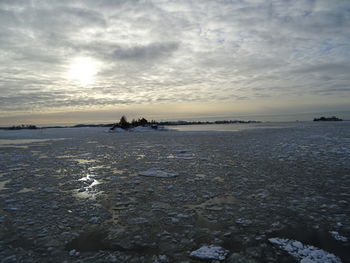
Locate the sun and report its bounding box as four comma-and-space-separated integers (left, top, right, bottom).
66, 57, 100, 86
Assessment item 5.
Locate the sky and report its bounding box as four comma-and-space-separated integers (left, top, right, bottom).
0, 0, 349, 125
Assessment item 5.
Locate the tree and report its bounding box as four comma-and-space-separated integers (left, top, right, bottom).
119, 115, 129, 129
138, 117, 148, 126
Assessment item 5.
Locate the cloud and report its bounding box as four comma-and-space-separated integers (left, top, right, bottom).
291, 62, 350, 75
0, 0, 349, 117
111, 42, 179, 61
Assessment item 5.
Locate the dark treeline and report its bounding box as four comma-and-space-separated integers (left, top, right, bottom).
313, 116, 343, 122
75, 119, 261, 129
1, 117, 263, 130
111, 116, 156, 130
110, 116, 262, 130
0, 124, 38, 130
3, 116, 348, 130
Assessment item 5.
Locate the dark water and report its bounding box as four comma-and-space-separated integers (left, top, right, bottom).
66, 227, 160, 255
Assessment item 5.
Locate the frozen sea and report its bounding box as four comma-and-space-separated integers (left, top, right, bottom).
0, 121, 349, 262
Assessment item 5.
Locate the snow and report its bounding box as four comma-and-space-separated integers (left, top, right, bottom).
107, 128, 126, 133
108, 126, 168, 133
269, 237, 342, 263
130, 126, 155, 132
190, 245, 228, 261
139, 168, 178, 178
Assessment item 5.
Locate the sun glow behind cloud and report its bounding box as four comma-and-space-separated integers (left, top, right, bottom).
66, 57, 100, 86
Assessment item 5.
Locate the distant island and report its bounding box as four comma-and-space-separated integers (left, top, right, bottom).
110, 116, 156, 130
0, 117, 261, 131
313, 116, 343, 122
0, 124, 38, 130
109, 116, 262, 131
2, 116, 347, 130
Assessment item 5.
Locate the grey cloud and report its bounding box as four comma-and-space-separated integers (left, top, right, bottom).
25, 6, 107, 36
111, 42, 179, 61
291, 62, 350, 75
313, 82, 350, 95
0, 92, 129, 111
318, 88, 350, 93
69, 41, 181, 64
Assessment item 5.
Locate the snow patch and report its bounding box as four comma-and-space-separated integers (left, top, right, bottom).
269, 237, 341, 263
130, 126, 156, 132
190, 245, 228, 261
107, 128, 126, 133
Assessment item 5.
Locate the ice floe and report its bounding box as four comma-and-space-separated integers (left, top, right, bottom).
139, 168, 178, 178
269, 237, 341, 263
167, 149, 195, 160
173, 153, 194, 160
190, 245, 228, 261
329, 231, 348, 242
235, 218, 253, 226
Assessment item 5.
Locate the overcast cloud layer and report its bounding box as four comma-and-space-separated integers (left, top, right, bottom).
0, 0, 349, 120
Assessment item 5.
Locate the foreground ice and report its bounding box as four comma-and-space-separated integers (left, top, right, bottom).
269, 237, 342, 263
107, 128, 126, 133
1, 122, 349, 262
138, 168, 178, 178
190, 245, 228, 261
329, 231, 348, 242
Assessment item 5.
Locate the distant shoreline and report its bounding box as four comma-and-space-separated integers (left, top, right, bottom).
1, 118, 349, 131
0, 120, 262, 130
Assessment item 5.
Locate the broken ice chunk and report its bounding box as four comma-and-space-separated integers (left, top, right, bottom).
329, 231, 348, 242
269, 237, 341, 263
139, 169, 178, 178
235, 218, 253, 226
190, 245, 228, 261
